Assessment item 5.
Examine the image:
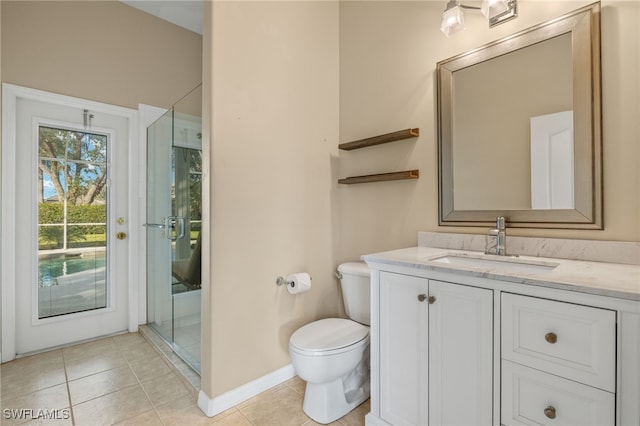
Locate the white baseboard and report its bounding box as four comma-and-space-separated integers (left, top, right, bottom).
365, 413, 389, 426
197, 364, 297, 417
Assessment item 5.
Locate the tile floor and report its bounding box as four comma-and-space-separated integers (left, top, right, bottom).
0, 331, 369, 426
146, 314, 202, 374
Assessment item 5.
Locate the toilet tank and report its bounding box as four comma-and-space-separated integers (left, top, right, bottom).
337, 262, 371, 325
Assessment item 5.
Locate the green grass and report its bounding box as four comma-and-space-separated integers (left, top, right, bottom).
39, 231, 200, 250
39, 233, 106, 250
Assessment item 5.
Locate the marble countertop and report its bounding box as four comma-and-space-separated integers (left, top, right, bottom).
362, 246, 640, 301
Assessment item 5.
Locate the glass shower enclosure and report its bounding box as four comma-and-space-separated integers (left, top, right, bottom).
146, 85, 202, 373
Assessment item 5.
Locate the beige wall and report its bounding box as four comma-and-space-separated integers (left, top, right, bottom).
204, 1, 340, 397
1, 1, 202, 109
338, 0, 640, 269
200, 0, 639, 402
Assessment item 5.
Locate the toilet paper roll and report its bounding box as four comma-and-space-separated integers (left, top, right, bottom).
286, 272, 311, 294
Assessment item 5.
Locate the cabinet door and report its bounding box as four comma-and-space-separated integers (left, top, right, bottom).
429, 280, 494, 426
379, 271, 429, 426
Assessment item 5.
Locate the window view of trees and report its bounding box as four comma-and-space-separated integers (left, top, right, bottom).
189, 149, 202, 226
38, 127, 108, 250
171, 147, 202, 239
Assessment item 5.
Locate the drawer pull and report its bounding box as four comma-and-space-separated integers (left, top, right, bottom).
544, 405, 557, 419
545, 332, 558, 344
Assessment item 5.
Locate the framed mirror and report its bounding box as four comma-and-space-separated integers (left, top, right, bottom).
437, 2, 602, 229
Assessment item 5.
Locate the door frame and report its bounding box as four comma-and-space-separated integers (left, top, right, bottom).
1, 83, 140, 361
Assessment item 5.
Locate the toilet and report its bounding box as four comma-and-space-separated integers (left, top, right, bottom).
289, 262, 371, 424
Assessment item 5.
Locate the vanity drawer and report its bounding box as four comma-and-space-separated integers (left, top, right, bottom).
502, 360, 615, 426
501, 293, 616, 392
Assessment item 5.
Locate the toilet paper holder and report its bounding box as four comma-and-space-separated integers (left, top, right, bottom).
276, 274, 312, 288
275, 276, 292, 288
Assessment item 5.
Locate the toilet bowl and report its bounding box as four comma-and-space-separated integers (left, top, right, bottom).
289, 262, 371, 424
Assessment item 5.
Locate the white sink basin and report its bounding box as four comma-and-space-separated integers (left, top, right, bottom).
429, 254, 558, 274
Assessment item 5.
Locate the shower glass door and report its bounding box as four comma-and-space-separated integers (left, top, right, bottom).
146, 85, 202, 373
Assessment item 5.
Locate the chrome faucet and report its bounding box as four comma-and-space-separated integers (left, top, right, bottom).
485, 216, 507, 256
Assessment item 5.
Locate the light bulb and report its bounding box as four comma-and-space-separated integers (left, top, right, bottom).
441, 3, 465, 37
481, 0, 509, 19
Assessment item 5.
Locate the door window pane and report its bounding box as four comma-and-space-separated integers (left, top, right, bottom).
37, 126, 108, 319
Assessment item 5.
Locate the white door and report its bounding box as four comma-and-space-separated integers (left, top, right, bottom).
530, 110, 574, 209
2, 85, 136, 359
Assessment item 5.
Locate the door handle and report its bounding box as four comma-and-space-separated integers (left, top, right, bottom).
165, 216, 185, 241
144, 218, 184, 240
143, 223, 165, 229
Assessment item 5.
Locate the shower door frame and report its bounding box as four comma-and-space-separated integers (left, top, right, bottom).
140, 101, 203, 373
136, 104, 169, 325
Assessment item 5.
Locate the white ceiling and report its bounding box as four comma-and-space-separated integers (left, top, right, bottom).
121, 1, 203, 35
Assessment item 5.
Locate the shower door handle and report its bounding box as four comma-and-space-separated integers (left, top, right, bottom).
165, 216, 185, 241
143, 223, 165, 229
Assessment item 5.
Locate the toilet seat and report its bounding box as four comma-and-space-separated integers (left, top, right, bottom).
290, 318, 369, 356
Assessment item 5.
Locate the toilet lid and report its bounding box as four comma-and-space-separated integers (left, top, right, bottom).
290, 318, 369, 352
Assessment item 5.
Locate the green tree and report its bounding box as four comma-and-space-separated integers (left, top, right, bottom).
38, 127, 108, 206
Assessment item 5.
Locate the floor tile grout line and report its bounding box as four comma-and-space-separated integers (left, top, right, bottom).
116, 337, 168, 426
112, 330, 201, 424
137, 329, 184, 375
137, 326, 200, 393
0, 353, 67, 403
67, 335, 166, 425
121, 332, 205, 424
60, 347, 77, 426
283, 379, 305, 396
65, 337, 134, 423
63, 338, 139, 407
234, 404, 253, 425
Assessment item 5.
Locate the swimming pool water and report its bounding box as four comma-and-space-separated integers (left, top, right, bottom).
39, 253, 106, 287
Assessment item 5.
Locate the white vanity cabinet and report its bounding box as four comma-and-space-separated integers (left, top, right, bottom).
501, 293, 617, 425
376, 271, 494, 426
365, 256, 640, 426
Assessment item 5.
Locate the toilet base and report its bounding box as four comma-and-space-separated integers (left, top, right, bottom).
302, 377, 370, 424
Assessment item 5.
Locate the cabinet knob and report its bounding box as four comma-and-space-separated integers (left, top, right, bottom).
417, 294, 436, 304
544, 405, 557, 419
545, 332, 558, 344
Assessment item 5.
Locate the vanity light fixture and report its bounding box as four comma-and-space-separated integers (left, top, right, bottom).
440, 0, 517, 37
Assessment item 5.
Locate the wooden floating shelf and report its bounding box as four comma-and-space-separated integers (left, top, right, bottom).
338, 170, 419, 185
339, 128, 420, 151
